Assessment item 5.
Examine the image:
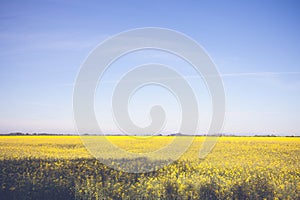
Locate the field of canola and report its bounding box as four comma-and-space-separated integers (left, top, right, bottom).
0, 136, 299, 199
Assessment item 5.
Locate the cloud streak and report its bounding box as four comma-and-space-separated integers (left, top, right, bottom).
61, 71, 300, 87
219, 71, 300, 77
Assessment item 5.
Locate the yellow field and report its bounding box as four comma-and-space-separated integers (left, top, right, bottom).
0, 136, 299, 199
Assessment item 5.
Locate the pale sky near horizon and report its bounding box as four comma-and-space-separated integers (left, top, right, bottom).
0, 0, 300, 135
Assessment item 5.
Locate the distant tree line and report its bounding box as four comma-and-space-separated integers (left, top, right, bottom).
1, 132, 298, 137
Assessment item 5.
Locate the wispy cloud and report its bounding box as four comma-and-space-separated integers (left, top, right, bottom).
61, 71, 300, 88
0, 31, 108, 56
181, 71, 300, 78
219, 71, 300, 77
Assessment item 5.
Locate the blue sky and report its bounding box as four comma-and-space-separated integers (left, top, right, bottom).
0, 0, 300, 135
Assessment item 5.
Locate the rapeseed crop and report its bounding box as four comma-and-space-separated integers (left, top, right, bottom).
0, 136, 299, 199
